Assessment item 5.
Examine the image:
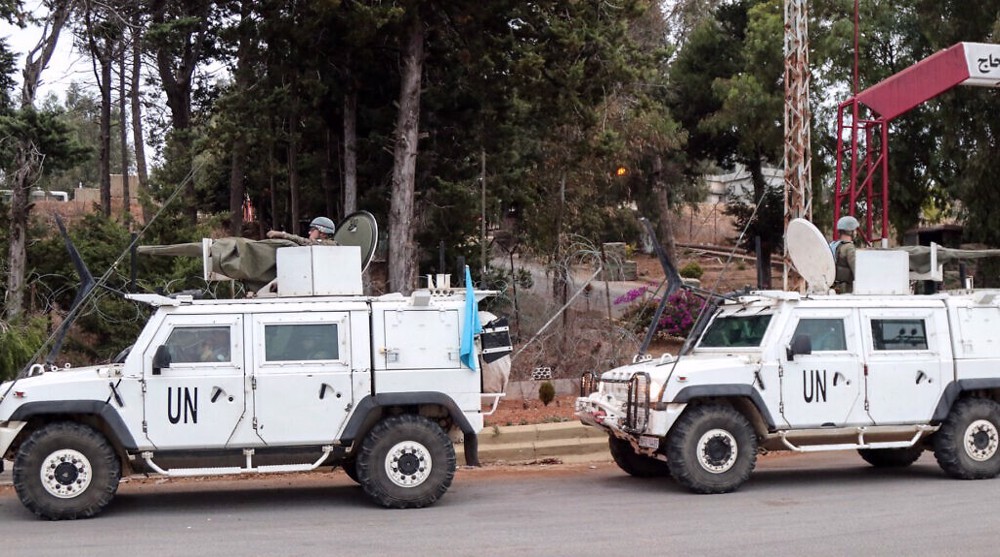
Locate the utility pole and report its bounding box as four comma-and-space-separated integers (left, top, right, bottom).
481, 149, 487, 275
783, 0, 812, 291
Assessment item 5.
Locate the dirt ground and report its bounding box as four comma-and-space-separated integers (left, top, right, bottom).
633, 249, 776, 293
484, 394, 579, 427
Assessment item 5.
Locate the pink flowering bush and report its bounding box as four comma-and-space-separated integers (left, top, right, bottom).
615, 286, 705, 339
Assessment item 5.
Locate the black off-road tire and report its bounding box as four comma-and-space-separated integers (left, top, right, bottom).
340, 457, 360, 484
608, 436, 671, 478
666, 404, 757, 494
934, 397, 1000, 479
858, 446, 924, 468
13, 422, 121, 520
356, 414, 456, 508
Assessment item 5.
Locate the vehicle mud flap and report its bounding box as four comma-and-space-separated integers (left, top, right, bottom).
464, 433, 480, 467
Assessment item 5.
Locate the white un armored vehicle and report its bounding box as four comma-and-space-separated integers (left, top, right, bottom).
0, 212, 510, 519
577, 218, 1000, 493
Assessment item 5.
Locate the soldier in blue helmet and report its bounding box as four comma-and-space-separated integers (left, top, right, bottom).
267, 216, 338, 246
830, 215, 859, 293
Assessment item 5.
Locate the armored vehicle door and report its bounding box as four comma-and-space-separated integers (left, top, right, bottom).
859, 308, 947, 424
779, 310, 869, 428
142, 315, 247, 449
248, 311, 360, 445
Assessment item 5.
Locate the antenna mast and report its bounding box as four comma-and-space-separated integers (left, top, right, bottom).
782, 0, 812, 290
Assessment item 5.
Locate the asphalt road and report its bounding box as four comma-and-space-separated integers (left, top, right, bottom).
1, 451, 998, 557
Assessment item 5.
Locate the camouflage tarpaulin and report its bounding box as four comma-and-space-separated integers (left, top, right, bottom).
138, 238, 296, 290
895, 246, 1000, 274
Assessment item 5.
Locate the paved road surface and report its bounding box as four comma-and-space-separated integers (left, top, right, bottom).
1, 451, 997, 557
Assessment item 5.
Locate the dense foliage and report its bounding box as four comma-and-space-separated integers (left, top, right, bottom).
615, 285, 705, 339
2, 1, 1000, 370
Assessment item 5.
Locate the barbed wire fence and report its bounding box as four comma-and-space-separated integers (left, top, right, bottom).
494, 235, 659, 390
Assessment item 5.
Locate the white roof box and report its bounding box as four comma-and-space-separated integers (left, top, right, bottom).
855, 250, 909, 295
277, 245, 363, 296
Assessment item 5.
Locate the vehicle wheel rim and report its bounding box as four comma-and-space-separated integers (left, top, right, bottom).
384, 441, 432, 488
40, 449, 92, 499
964, 419, 999, 462
697, 429, 738, 474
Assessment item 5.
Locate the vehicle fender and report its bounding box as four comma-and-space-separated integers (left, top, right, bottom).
7, 400, 138, 451
340, 392, 479, 466
672, 384, 776, 430
931, 379, 1000, 422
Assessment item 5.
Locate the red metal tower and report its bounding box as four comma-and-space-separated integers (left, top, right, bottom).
835, 42, 1000, 244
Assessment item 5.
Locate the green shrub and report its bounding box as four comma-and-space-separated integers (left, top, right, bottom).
680, 262, 704, 279
0, 317, 47, 381
538, 380, 556, 406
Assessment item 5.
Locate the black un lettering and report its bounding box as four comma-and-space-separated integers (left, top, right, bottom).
167, 387, 199, 424
802, 370, 828, 403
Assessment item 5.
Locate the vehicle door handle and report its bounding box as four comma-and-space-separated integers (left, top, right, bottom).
319, 383, 341, 399
211, 387, 232, 403
833, 372, 849, 386
916, 370, 931, 384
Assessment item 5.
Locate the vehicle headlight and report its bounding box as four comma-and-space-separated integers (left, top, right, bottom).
649, 379, 664, 401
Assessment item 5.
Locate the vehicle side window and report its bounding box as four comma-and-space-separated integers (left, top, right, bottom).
699, 315, 772, 348
265, 323, 339, 361
165, 326, 231, 363
793, 318, 846, 351
871, 318, 928, 350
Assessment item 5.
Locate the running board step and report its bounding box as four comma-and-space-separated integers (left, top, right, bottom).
140, 446, 333, 478
778, 425, 936, 453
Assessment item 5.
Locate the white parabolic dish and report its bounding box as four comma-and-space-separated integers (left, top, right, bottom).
787, 218, 835, 293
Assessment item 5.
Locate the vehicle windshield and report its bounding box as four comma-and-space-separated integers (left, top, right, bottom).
698, 314, 773, 348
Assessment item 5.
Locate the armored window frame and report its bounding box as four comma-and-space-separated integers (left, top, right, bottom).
264, 323, 340, 362
164, 325, 232, 364
698, 314, 773, 348
870, 318, 928, 351
792, 318, 847, 352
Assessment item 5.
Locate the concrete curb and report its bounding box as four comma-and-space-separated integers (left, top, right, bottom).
459, 422, 611, 465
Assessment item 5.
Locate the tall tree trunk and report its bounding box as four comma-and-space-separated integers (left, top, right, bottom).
748, 158, 772, 289
388, 15, 425, 295
269, 132, 278, 231
150, 0, 208, 225
228, 1, 253, 236
288, 101, 301, 231
82, 2, 117, 218
652, 155, 677, 264
118, 51, 130, 222
5, 0, 73, 321
130, 20, 149, 223
322, 128, 337, 220
228, 138, 247, 236
98, 55, 113, 217
343, 83, 358, 215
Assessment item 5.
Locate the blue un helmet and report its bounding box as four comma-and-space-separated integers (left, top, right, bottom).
310, 216, 336, 235
836, 215, 860, 233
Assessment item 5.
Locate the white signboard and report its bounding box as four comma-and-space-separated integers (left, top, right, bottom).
962, 42, 1000, 87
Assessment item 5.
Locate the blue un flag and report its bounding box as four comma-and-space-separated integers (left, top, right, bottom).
459, 265, 482, 371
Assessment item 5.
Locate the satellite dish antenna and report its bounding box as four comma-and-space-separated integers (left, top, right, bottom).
333, 211, 378, 272
786, 218, 835, 294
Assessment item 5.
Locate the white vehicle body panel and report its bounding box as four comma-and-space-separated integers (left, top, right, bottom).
577, 290, 1000, 454
0, 291, 500, 459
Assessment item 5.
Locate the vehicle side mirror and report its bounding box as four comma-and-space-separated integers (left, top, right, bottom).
786, 334, 812, 361
152, 345, 172, 375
